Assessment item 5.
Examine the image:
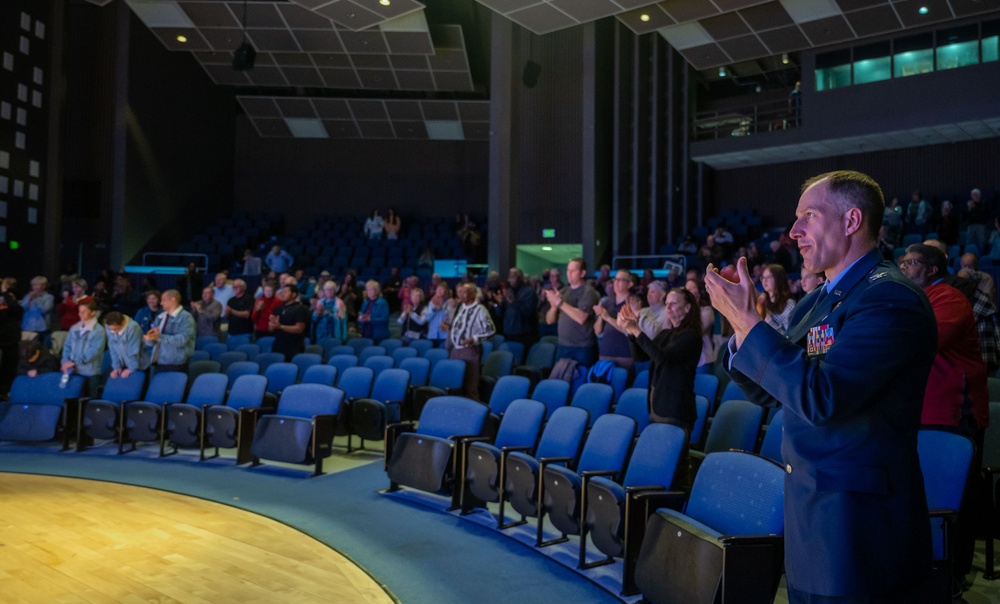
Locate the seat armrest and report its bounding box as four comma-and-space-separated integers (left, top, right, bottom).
633, 489, 687, 513
928, 508, 958, 520
718, 534, 784, 546
539, 456, 573, 471
625, 485, 667, 495
581, 469, 618, 479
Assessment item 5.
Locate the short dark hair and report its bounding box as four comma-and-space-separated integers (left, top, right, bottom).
906, 243, 948, 277
283, 283, 299, 296
802, 170, 884, 242
569, 257, 587, 273
104, 311, 125, 326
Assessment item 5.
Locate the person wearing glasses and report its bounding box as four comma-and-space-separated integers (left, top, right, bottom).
593, 269, 636, 371
706, 171, 937, 603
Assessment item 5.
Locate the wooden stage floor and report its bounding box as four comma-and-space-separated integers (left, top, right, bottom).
0, 473, 395, 603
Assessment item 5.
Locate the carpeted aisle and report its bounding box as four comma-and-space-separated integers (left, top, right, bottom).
0, 446, 622, 604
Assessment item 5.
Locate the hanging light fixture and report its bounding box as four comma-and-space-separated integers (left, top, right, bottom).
718, 66, 727, 77
232, 0, 256, 71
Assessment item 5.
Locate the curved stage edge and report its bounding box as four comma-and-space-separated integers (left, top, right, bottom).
0, 445, 623, 604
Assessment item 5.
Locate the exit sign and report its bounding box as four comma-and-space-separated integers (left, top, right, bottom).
542, 229, 555, 238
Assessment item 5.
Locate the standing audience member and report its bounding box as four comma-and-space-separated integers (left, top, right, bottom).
543, 258, 600, 367
134, 290, 161, 333
339, 270, 360, 322
144, 289, 196, 374
423, 284, 453, 346
104, 311, 151, 378
964, 188, 990, 253
240, 249, 262, 276
252, 280, 282, 340
705, 170, 935, 603
0, 284, 20, 396
18, 340, 59, 377
111, 275, 142, 317
448, 283, 496, 401
21, 276, 53, 342
593, 269, 635, 370
959, 252, 996, 302
899, 243, 989, 593
212, 273, 234, 311
265, 245, 294, 274
61, 297, 106, 396
191, 286, 223, 339
500, 268, 538, 347
364, 210, 385, 240
637, 280, 667, 339
357, 280, 390, 341
937, 200, 959, 247
313, 281, 348, 342
56, 279, 88, 331
269, 284, 310, 361
175, 263, 204, 308
384, 208, 401, 240
398, 288, 429, 342
684, 278, 717, 371
225, 280, 255, 342
382, 267, 403, 314
756, 264, 796, 336
617, 288, 701, 428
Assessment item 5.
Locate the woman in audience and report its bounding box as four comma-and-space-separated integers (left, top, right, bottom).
252, 279, 282, 340
56, 278, 88, 332
684, 277, 716, 372
312, 280, 347, 342
364, 209, 384, 240
357, 280, 390, 341
756, 263, 796, 336
617, 288, 702, 428
339, 269, 360, 322
398, 287, 429, 343
384, 207, 401, 241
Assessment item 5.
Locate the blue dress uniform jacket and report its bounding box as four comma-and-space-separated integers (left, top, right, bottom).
727, 249, 936, 597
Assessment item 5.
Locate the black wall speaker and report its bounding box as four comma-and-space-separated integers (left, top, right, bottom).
522, 60, 541, 88
232, 42, 256, 71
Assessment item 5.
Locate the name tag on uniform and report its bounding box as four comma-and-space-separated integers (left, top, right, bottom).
807, 324, 835, 356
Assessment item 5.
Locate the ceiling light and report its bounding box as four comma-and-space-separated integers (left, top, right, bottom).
718, 66, 727, 77
781, 53, 789, 64
542, 246, 553, 251
640, 13, 650, 22
176, 35, 187, 43
380, 0, 390, 5
918, 5, 928, 14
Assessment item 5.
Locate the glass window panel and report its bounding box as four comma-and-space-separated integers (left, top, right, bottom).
936, 40, 978, 70
984, 35, 999, 63
816, 64, 851, 90
853, 57, 890, 84
893, 49, 933, 77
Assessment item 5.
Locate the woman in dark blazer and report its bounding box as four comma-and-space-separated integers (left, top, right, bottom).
617, 288, 702, 428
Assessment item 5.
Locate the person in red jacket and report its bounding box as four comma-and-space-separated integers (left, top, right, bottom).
899, 244, 989, 431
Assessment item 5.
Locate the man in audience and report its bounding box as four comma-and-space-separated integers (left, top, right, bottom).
899, 243, 989, 595
799, 270, 826, 296
191, 286, 223, 339
959, 252, 996, 302
265, 245, 294, 274
269, 283, 310, 361
382, 267, 403, 314
544, 258, 599, 367
927, 239, 1000, 374
18, 340, 58, 377
500, 268, 537, 348
964, 188, 990, 253
104, 310, 151, 378
175, 263, 203, 308
706, 170, 935, 603
225, 279, 255, 343
593, 269, 634, 370
144, 289, 195, 374
448, 283, 495, 400
211, 273, 234, 312
240, 248, 262, 276
423, 283, 452, 347
425, 273, 443, 300
637, 280, 667, 339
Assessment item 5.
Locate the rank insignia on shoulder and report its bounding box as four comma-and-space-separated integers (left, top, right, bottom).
869, 271, 888, 281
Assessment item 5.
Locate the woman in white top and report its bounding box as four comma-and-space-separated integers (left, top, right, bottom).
364, 210, 384, 240
757, 263, 796, 336
684, 277, 716, 370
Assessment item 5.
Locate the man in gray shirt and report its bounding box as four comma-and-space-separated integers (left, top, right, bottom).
543, 257, 600, 366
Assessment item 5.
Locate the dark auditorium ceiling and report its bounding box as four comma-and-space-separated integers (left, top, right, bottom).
107, 0, 1000, 140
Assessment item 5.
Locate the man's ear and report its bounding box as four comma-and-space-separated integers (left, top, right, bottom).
843, 207, 863, 237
